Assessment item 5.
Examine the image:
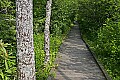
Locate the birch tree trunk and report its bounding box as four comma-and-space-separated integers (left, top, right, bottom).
16, 0, 36, 80
44, 0, 52, 64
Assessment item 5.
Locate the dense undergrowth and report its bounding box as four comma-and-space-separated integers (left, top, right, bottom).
78, 0, 120, 79
34, 34, 65, 79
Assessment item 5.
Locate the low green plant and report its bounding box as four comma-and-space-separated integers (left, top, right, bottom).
34, 33, 63, 80
0, 40, 16, 80
94, 21, 120, 79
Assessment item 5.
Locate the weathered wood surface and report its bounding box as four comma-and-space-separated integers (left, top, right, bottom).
54, 23, 106, 80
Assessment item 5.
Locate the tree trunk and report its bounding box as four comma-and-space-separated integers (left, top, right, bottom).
16, 0, 36, 80
44, 0, 52, 64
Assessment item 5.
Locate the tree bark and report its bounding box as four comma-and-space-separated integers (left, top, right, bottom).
16, 0, 36, 80
44, 0, 52, 64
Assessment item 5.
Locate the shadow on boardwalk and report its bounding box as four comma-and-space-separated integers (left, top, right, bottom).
53, 24, 106, 80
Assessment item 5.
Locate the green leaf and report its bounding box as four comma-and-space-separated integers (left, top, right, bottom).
5, 60, 9, 70
0, 69, 4, 80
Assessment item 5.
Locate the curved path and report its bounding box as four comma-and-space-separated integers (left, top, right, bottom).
54, 23, 106, 80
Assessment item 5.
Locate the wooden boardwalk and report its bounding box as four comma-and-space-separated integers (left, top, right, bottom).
54, 23, 106, 80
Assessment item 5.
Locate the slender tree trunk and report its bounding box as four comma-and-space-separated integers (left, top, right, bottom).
16, 0, 36, 80
44, 0, 52, 64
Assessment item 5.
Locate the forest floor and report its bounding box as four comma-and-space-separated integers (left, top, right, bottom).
53, 23, 106, 80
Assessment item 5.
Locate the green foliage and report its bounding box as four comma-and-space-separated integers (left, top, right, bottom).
0, 14, 16, 44
0, 0, 16, 79
34, 34, 63, 80
95, 21, 120, 79
51, 0, 78, 36
78, 0, 120, 79
33, 0, 46, 34
0, 40, 16, 80
0, 0, 16, 44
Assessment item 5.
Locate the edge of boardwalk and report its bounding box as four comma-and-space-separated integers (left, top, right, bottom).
78, 21, 112, 80
81, 35, 112, 80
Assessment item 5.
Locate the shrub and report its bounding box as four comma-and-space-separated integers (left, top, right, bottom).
0, 40, 16, 80
34, 34, 63, 79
